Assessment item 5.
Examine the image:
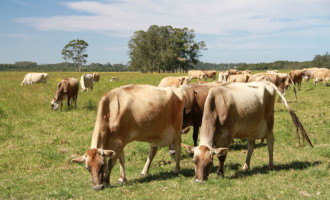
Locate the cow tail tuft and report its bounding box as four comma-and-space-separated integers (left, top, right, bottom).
289, 109, 314, 147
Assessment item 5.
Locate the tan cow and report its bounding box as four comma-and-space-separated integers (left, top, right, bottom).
313, 68, 330, 86
218, 71, 229, 82
21, 73, 48, 85
301, 67, 319, 82
93, 72, 100, 83
289, 69, 304, 90
203, 70, 217, 80
188, 70, 207, 83
72, 84, 186, 190
182, 81, 313, 182
266, 70, 279, 74
50, 78, 79, 111
227, 74, 250, 83
158, 76, 191, 87
248, 72, 291, 95
80, 74, 94, 92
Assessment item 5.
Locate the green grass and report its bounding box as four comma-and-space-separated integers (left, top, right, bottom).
0, 71, 329, 199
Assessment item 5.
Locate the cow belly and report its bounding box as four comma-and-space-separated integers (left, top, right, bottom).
234, 120, 268, 140
149, 126, 175, 147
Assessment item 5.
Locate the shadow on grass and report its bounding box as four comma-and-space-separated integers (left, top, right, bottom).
230, 142, 267, 151
227, 160, 322, 179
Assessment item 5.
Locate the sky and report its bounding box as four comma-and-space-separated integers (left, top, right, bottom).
0, 0, 329, 65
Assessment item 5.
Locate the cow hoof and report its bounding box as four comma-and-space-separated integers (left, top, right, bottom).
140, 172, 147, 176
118, 178, 127, 184
242, 164, 250, 172
169, 150, 176, 156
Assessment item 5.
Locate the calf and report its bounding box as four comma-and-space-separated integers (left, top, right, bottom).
51, 78, 79, 111
182, 81, 313, 182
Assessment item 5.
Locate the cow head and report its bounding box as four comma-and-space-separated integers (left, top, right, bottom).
50, 99, 59, 110
182, 144, 228, 182
72, 148, 116, 191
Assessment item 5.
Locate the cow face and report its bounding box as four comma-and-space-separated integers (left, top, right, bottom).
182, 144, 228, 182
50, 99, 59, 110
72, 148, 116, 191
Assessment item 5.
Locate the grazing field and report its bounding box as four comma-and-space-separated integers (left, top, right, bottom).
0, 71, 329, 199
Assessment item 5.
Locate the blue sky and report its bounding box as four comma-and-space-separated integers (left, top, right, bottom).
1, 0, 329, 65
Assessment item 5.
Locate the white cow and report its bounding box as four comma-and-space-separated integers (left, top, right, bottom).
21, 73, 48, 85
80, 74, 94, 92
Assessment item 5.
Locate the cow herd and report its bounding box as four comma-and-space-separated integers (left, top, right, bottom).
20, 68, 326, 191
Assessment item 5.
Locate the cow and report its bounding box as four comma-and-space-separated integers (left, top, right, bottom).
203, 70, 217, 80
110, 77, 119, 81
21, 73, 48, 85
93, 72, 100, 83
72, 84, 186, 191
50, 78, 79, 111
227, 74, 250, 83
289, 69, 304, 90
158, 76, 191, 87
188, 70, 207, 83
182, 81, 313, 182
80, 74, 94, 92
266, 70, 279, 74
301, 67, 319, 82
218, 71, 229, 82
313, 68, 330, 86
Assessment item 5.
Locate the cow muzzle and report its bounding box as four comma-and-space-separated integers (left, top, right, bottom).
51, 101, 59, 110
93, 184, 104, 191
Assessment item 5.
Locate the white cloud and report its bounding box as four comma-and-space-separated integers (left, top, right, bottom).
15, 0, 330, 38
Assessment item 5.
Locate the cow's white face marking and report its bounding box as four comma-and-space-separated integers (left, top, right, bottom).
51, 100, 59, 110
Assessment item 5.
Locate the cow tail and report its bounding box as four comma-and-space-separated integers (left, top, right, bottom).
288, 76, 297, 100
269, 82, 313, 147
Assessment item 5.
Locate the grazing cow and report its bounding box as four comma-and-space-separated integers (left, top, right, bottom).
289, 70, 303, 90
21, 73, 48, 85
248, 72, 291, 95
93, 72, 100, 83
227, 74, 250, 83
182, 81, 313, 182
301, 67, 319, 82
80, 74, 94, 92
50, 78, 79, 111
158, 76, 191, 87
203, 70, 217, 80
72, 84, 186, 191
313, 68, 330, 86
188, 70, 207, 83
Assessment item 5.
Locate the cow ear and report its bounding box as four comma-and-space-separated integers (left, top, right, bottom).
72, 155, 86, 164
212, 148, 228, 156
181, 143, 195, 154
103, 150, 116, 158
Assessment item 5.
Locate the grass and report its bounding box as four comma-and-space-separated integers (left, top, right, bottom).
0, 71, 329, 199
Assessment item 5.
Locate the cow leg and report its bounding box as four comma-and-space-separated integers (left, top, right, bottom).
173, 136, 181, 174
67, 97, 71, 109
192, 124, 200, 146
60, 101, 63, 111
217, 153, 227, 177
118, 151, 127, 183
104, 156, 119, 186
242, 140, 255, 171
141, 146, 158, 176
267, 134, 275, 170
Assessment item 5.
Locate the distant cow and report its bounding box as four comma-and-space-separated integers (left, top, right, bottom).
203, 70, 217, 80
289, 69, 303, 90
218, 71, 230, 82
188, 70, 207, 83
301, 67, 319, 82
227, 74, 250, 83
158, 76, 191, 87
72, 84, 186, 191
182, 81, 313, 182
248, 72, 291, 95
313, 68, 330, 86
93, 72, 100, 83
80, 74, 94, 92
21, 73, 48, 85
51, 78, 79, 111
266, 70, 279, 74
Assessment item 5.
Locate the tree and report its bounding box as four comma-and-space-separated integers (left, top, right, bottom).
62, 39, 88, 72
128, 25, 206, 72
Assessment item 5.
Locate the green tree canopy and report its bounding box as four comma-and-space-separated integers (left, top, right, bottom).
128, 25, 206, 72
62, 39, 88, 72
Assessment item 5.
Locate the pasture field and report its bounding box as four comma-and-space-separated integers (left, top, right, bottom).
0, 71, 329, 200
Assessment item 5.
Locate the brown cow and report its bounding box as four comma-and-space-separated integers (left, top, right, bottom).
72, 84, 186, 190
93, 72, 100, 83
158, 76, 191, 87
51, 78, 79, 111
182, 81, 313, 182
313, 68, 330, 86
248, 72, 291, 95
289, 69, 303, 90
203, 70, 217, 80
